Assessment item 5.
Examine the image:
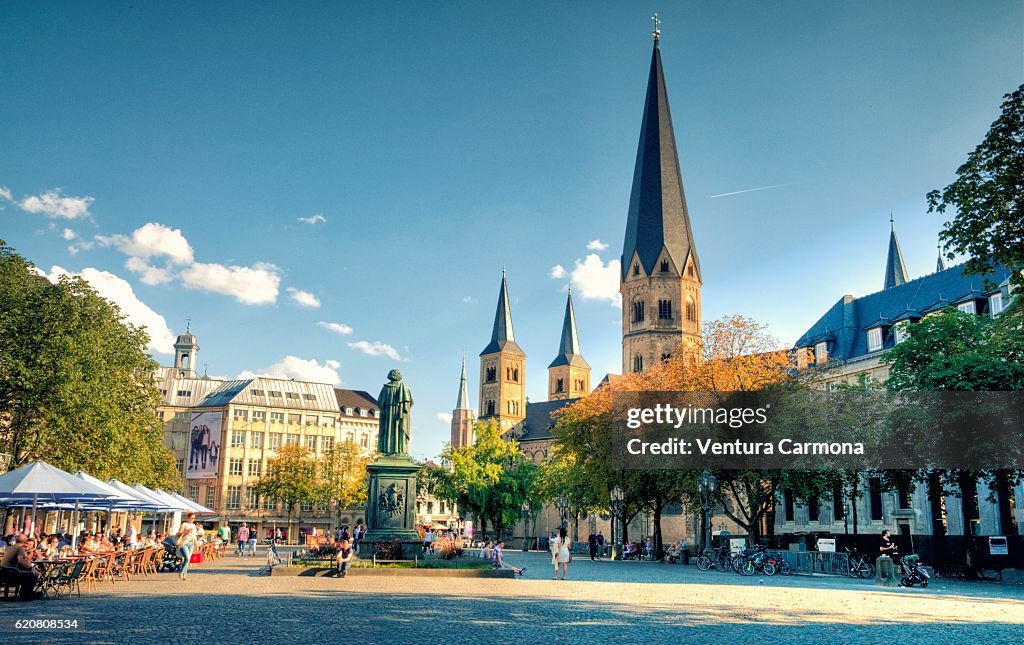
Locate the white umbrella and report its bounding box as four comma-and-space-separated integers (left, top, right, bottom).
169, 492, 213, 515
0, 462, 118, 538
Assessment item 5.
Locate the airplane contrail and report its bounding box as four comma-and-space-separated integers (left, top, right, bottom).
710, 183, 795, 198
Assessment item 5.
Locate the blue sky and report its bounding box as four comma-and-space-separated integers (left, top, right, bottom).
1, 2, 1021, 459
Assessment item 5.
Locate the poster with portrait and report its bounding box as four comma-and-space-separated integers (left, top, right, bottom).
186, 411, 223, 479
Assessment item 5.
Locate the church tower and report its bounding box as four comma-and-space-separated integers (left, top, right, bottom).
173, 322, 199, 377
451, 358, 475, 449
621, 26, 701, 374
479, 272, 526, 433
883, 215, 909, 289
548, 290, 590, 400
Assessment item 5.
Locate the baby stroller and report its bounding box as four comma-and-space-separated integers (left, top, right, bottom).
160, 537, 185, 573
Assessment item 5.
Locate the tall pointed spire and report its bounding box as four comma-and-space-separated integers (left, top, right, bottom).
936, 240, 947, 272
549, 289, 589, 368
883, 214, 909, 290
480, 271, 524, 356
455, 357, 470, 409
621, 33, 699, 280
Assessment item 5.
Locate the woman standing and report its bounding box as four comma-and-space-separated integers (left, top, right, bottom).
552, 527, 572, 580
176, 512, 198, 581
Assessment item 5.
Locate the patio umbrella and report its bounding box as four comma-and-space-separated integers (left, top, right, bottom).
75, 472, 149, 540
169, 492, 213, 515
109, 480, 175, 536
0, 462, 118, 538
132, 483, 191, 534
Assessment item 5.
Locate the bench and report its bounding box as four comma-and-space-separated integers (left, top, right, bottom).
371, 555, 419, 567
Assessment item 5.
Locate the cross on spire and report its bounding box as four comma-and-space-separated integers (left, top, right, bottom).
185, 316, 191, 333
651, 13, 661, 41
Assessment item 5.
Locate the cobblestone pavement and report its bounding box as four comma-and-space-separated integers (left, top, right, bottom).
2, 549, 1022, 644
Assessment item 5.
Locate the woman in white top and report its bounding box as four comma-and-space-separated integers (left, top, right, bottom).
175, 512, 198, 581
552, 527, 572, 580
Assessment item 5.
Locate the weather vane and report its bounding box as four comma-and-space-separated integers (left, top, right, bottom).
652, 13, 661, 41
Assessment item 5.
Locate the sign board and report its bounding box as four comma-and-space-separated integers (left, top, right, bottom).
817, 538, 836, 552
730, 538, 746, 554
989, 536, 1008, 556
187, 411, 223, 479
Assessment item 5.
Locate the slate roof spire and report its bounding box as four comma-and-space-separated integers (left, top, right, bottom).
936, 240, 947, 272
549, 289, 589, 368
480, 270, 524, 356
621, 31, 699, 280
883, 214, 909, 290
455, 356, 471, 409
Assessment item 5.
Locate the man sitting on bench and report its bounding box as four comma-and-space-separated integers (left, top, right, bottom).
1, 535, 39, 601
335, 539, 354, 578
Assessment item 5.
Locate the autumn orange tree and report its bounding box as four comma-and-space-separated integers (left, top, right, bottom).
553, 315, 812, 550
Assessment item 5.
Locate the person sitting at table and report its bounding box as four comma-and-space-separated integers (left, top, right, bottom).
78, 534, 98, 554
1, 535, 39, 601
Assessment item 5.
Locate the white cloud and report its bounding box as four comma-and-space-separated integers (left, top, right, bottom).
0, 186, 11, 201
297, 214, 327, 225
125, 256, 173, 285
97, 222, 194, 265
238, 356, 342, 386
436, 412, 453, 424
20, 189, 94, 219
287, 287, 320, 308
586, 239, 609, 251
180, 261, 281, 305
318, 321, 354, 335
569, 254, 621, 307
347, 340, 406, 361
462, 295, 475, 303
36, 265, 176, 354
67, 240, 94, 255
550, 264, 567, 279
61, 228, 77, 241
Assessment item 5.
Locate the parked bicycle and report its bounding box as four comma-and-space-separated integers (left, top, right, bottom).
733, 545, 776, 576
845, 547, 876, 579
696, 545, 732, 572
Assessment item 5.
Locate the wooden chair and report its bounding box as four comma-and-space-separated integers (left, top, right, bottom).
80, 557, 99, 592
95, 554, 115, 585
111, 551, 131, 582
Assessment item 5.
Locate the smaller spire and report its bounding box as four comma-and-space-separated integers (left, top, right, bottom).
651, 13, 661, 41
549, 291, 590, 368
455, 357, 470, 410
480, 272, 524, 356
883, 215, 909, 290
936, 239, 947, 272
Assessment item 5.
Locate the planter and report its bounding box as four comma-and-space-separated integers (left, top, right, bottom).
272, 566, 514, 578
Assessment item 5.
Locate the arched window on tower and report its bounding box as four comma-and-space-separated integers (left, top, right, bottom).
633, 355, 643, 373
685, 296, 696, 322
513, 367, 519, 382
633, 263, 640, 276
486, 400, 495, 416
658, 299, 673, 320
486, 366, 496, 383
660, 259, 669, 273
687, 264, 695, 278
632, 300, 645, 323
555, 378, 564, 393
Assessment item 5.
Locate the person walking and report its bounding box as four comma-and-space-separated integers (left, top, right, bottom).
247, 528, 258, 556
552, 527, 572, 580
588, 531, 598, 561
596, 530, 605, 559
175, 512, 199, 581
237, 523, 249, 556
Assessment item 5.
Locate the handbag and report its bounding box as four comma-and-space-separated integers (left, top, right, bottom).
190, 552, 204, 564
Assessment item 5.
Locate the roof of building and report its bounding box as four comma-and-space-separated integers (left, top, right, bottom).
334, 389, 379, 417
883, 223, 909, 290
794, 262, 1011, 362
455, 358, 471, 410
549, 291, 589, 369
621, 40, 699, 281
517, 398, 576, 442
480, 272, 525, 356
174, 332, 198, 347
194, 377, 340, 412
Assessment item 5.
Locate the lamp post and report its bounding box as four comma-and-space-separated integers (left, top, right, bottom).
698, 470, 717, 554
610, 485, 624, 560
521, 501, 531, 551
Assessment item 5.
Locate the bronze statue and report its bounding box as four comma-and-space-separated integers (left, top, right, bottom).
377, 369, 413, 455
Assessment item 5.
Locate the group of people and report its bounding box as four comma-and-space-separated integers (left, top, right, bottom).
234, 523, 260, 556
421, 527, 460, 553
586, 530, 607, 560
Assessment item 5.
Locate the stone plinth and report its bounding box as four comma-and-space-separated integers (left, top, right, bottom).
360, 456, 422, 558
875, 555, 900, 587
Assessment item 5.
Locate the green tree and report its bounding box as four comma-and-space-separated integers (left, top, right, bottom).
0, 240, 177, 487
928, 84, 1024, 290
254, 445, 319, 544
434, 420, 538, 541
319, 440, 374, 512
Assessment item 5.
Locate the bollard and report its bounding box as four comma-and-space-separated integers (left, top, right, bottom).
875, 555, 900, 587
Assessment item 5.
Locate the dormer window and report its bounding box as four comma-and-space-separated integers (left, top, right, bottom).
957, 301, 976, 315
893, 322, 910, 344
866, 327, 883, 352
814, 341, 828, 365
660, 259, 669, 273
990, 293, 1004, 317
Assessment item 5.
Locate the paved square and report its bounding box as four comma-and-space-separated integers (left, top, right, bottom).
3, 550, 1022, 644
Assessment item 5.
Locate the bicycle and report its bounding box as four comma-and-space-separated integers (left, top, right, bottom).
845, 548, 876, 579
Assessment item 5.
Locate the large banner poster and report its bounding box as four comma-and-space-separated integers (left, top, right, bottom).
187, 411, 222, 479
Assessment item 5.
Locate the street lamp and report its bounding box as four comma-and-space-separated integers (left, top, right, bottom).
610, 485, 624, 560
521, 500, 532, 551
556, 494, 568, 525
698, 470, 717, 555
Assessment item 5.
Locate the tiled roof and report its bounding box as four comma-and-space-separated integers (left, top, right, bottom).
517, 399, 576, 442
795, 263, 1011, 362
334, 389, 379, 417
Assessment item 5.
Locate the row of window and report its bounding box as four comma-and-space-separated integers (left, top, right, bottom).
482, 400, 522, 416
191, 483, 328, 512
631, 298, 696, 323
247, 389, 318, 403
779, 478, 910, 523
416, 501, 450, 515
631, 261, 698, 277
484, 365, 520, 383
553, 378, 586, 393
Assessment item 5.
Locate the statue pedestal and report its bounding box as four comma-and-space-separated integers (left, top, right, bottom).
360, 456, 422, 558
